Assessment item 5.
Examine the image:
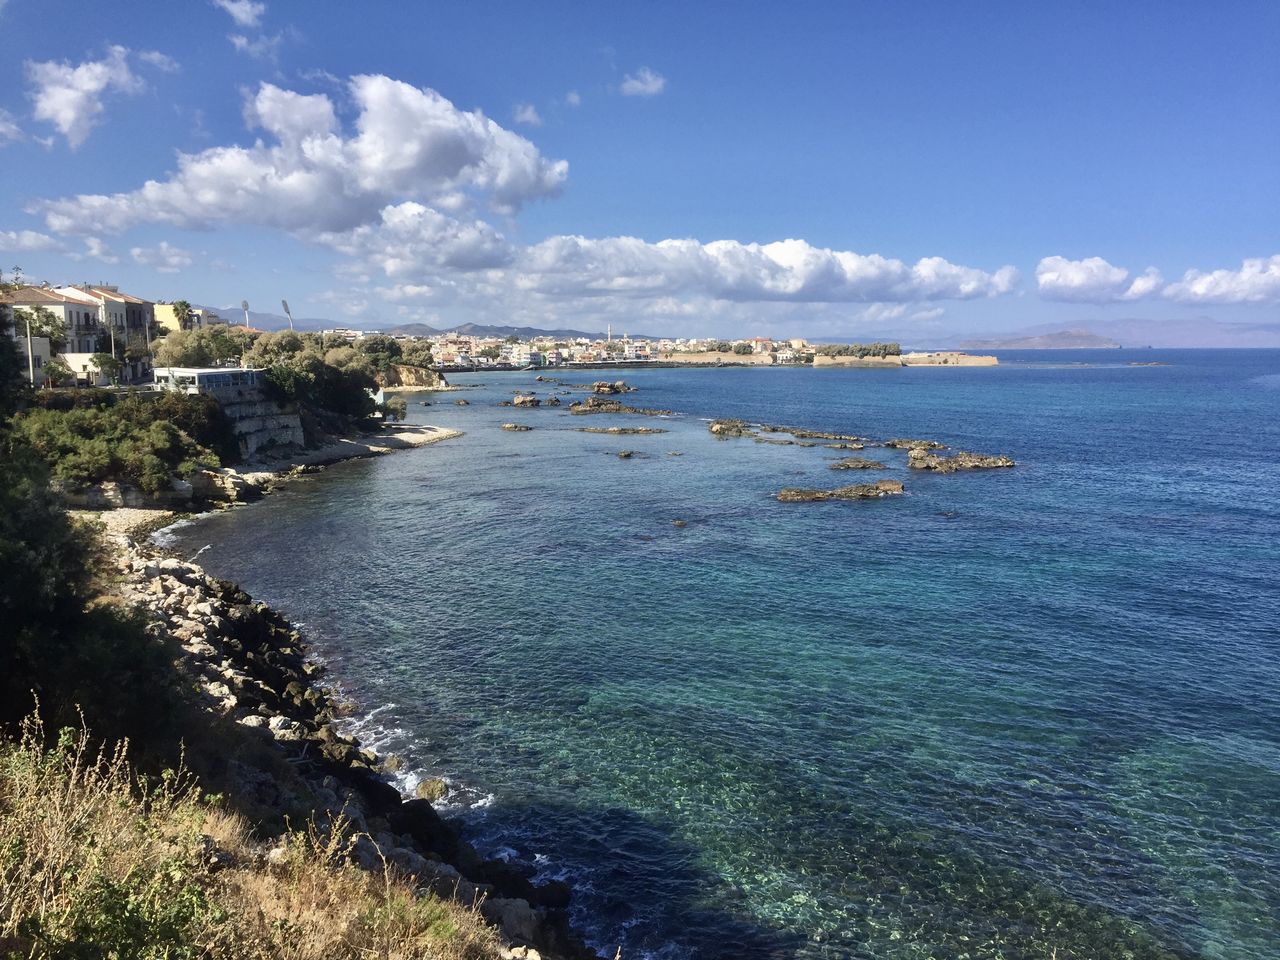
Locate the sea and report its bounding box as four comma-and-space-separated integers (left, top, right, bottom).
163, 349, 1280, 960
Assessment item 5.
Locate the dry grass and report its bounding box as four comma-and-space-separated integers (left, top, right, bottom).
0, 714, 503, 960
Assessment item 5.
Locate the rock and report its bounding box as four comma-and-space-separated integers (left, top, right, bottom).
616, 450, 636, 459
415, 777, 448, 802
568, 396, 672, 416
828, 457, 888, 470
513, 394, 541, 407
788, 429, 864, 442
907, 448, 1016, 472
387, 799, 458, 859
672, 519, 687, 528
591, 380, 630, 394
544, 396, 561, 406
574, 426, 667, 435
502, 423, 534, 432
884, 438, 944, 450
776, 479, 905, 502
825, 442, 865, 451
708, 418, 754, 437
481, 898, 540, 945
454, 398, 470, 406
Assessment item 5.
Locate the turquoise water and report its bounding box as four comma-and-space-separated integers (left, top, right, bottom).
167, 351, 1280, 959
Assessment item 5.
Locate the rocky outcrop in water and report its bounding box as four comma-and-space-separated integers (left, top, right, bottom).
829, 457, 888, 470
568, 396, 672, 416
776, 479, 904, 502
907, 448, 1015, 472
502, 423, 533, 432
574, 426, 668, 435
513, 394, 541, 408
591, 380, 634, 394
708, 418, 754, 437
883, 438, 943, 450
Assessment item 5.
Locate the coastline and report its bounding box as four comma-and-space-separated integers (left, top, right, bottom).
96, 528, 592, 960
73, 423, 463, 538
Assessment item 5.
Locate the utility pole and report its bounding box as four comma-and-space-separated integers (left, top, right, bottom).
23, 312, 35, 386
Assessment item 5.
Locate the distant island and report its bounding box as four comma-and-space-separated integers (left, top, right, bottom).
959, 329, 1122, 350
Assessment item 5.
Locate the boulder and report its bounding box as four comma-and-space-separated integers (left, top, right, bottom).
387, 799, 459, 859
415, 777, 448, 802
513, 394, 541, 407
454, 398, 470, 406
502, 423, 534, 432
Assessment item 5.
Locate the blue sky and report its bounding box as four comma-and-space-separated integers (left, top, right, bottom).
1, 0, 1277, 340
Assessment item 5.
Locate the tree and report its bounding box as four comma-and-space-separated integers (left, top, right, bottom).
12, 306, 67, 354
89, 353, 122, 383
732, 342, 754, 355
43, 357, 73, 386
171, 299, 194, 331
382, 396, 408, 421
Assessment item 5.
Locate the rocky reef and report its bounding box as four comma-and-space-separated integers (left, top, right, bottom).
574, 426, 668, 435
776, 479, 904, 502
829, 457, 888, 470
907, 448, 1016, 472
568, 396, 672, 416
502, 423, 534, 432
883, 438, 944, 450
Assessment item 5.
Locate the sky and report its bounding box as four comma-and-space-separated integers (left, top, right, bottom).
1, 0, 1277, 342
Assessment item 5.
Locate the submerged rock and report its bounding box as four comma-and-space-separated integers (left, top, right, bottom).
776, 479, 905, 502
824, 441, 865, 450
907, 448, 1015, 472
454, 398, 470, 406
575, 426, 668, 435
616, 450, 637, 459
829, 457, 888, 470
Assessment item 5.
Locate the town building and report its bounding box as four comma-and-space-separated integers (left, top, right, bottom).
155, 304, 222, 334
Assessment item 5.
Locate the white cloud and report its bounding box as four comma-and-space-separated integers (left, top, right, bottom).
0, 229, 63, 252
512, 236, 1016, 303
82, 237, 119, 264
131, 240, 194, 273
229, 32, 282, 60
38, 76, 568, 234
25, 45, 143, 148
212, 0, 265, 28
316, 202, 514, 274
0, 108, 23, 143
621, 66, 666, 97
138, 50, 179, 72
1036, 255, 1162, 303
513, 103, 542, 127
1163, 255, 1280, 304
566, 90, 581, 107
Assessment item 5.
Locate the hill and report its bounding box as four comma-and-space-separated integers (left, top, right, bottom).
960, 329, 1122, 349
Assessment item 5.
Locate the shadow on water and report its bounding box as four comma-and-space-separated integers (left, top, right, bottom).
464, 798, 807, 959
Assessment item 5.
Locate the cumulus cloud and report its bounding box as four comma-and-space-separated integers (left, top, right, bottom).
316, 202, 514, 275
621, 67, 666, 96
513, 103, 542, 126
512, 236, 1017, 303
0, 109, 23, 143
25, 45, 143, 148
138, 50, 179, 72
0, 229, 63, 252
37, 76, 568, 234
131, 240, 194, 273
1036, 255, 1162, 303
1163, 255, 1280, 304
82, 237, 119, 263
212, 0, 265, 28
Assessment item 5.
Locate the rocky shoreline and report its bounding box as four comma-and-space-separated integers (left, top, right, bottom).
104, 529, 595, 960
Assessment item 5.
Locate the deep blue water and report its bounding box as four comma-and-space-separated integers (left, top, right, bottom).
167, 350, 1280, 959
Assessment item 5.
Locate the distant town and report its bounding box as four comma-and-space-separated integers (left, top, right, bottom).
1, 279, 997, 389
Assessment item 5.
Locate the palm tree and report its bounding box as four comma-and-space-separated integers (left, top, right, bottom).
172, 299, 194, 331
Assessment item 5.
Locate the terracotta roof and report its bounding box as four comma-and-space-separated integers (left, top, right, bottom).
0, 285, 79, 305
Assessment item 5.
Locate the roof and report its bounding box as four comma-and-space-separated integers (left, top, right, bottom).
0, 285, 82, 306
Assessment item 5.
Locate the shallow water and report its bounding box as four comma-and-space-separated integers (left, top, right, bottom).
168, 350, 1280, 959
